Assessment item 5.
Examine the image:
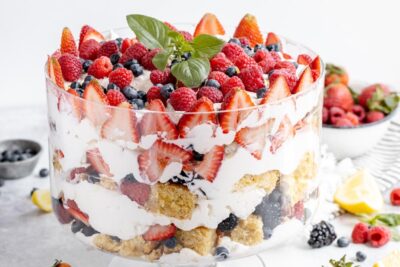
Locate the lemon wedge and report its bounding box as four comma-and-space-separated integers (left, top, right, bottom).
334, 169, 383, 214
31, 189, 53, 212
373, 250, 400, 267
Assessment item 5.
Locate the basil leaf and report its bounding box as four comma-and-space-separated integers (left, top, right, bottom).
152, 49, 172, 70
171, 58, 210, 88
191, 34, 225, 59
126, 14, 171, 49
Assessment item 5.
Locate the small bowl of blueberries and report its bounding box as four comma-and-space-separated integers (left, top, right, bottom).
0, 139, 42, 179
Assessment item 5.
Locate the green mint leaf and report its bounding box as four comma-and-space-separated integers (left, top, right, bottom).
168, 31, 186, 42
171, 58, 210, 88
391, 228, 400, 241
363, 213, 400, 227
152, 49, 172, 70
126, 14, 171, 49
191, 34, 225, 59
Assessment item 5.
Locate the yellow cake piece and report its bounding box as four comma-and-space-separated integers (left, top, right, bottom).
230, 214, 263, 246
176, 227, 217, 255
234, 170, 280, 193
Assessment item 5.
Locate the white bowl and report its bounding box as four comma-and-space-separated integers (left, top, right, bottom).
322, 82, 399, 159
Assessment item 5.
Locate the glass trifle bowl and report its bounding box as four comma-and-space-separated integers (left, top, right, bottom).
46, 21, 324, 266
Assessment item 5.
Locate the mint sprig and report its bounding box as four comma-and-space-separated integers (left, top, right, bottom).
324, 255, 359, 267
362, 213, 400, 227
126, 14, 225, 87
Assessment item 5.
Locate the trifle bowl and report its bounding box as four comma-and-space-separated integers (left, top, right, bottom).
46, 13, 324, 266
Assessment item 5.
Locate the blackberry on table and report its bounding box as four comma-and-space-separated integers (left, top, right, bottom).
308, 220, 337, 248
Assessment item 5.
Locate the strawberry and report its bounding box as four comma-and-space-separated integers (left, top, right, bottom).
60, 27, 78, 56
269, 69, 297, 91
310, 56, 322, 81
119, 42, 148, 64
179, 31, 193, 41
325, 63, 349, 86
98, 40, 119, 58
150, 68, 173, 85
260, 75, 291, 105
210, 54, 233, 72
390, 188, 400, 206
147, 86, 165, 103
221, 43, 245, 62
324, 83, 354, 111
106, 89, 126, 106
164, 22, 178, 31
219, 88, 254, 133
358, 84, 390, 109
88, 56, 113, 79
66, 88, 83, 120
234, 54, 258, 70
58, 54, 82, 82
265, 32, 282, 51
121, 38, 135, 53
282, 53, 292, 60
270, 116, 295, 153
169, 87, 197, 111
79, 25, 105, 48
138, 140, 192, 182
238, 65, 265, 92
141, 48, 161, 70
292, 66, 313, 93
47, 56, 65, 89
297, 54, 313, 65
197, 86, 223, 103
178, 97, 217, 138
66, 199, 89, 225
274, 61, 296, 75
140, 99, 178, 140
208, 71, 229, 86
83, 80, 110, 126
79, 39, 100, 60
194, 13, 225, 37
86, 148, 112, 176
143, 224, 176, 241
120, 176, 150, 206
235, 122, 273, 159
108, 67, 133, 89
233, 14, 263, 47
194, 145, 224, 182
366, 111, 385, 123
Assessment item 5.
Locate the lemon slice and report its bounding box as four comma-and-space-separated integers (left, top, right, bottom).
334, 169, 383, 214
31, 189, 53, 212
373, 250, 400, 267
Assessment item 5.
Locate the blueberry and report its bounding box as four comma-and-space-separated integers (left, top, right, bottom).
292, 61, 299, 68
0, 179, 4, 187
113, 63, 124, 70
81, 81, 89, 89
263, 226, 273, 239
81, 225, 98, 237
87, 174, 100, 184
82, 60, 92, 72
228, 38, 241, 45
160, 83, 175, 99
70, 82, 81, 89
122, 86, 139, 100
217, 213, 238, 232
215, 246, 229, 260
39, 168, 49, 178
171, 59, 179, 67
164, 237, 177, 248
356, 251, 367, 262
336, 236, 350, 248
137, 90, 147, 101
266, 44, 281, 52
71, 220, 85, 233
130, 63, 144, 76
244, 45, 254, 56
193, 151, 204, 161
76, 88, 84, 97
84, 75, 94, 82
9, 154, 19, 162
182, 52, 191, 60
123, 173, 137, 183
225, 66, 237, 77
115, 37, 123, 46
255, 188, 283, 232
256, 88, 267, 99
130, 98, 144, 110
23, 148, 33, 154
107, 83, 120, 91
123, 59, 138, 69
110, 53, 120, 65
254, 44, 265, 52
205, 79, 220, 89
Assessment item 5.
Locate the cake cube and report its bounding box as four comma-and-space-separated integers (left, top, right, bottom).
176, 227, 217, 255
234, 170, 280, 193
230, 215, 263, 246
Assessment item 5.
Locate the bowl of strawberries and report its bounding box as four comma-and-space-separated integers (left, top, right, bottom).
322, 64, 399, 159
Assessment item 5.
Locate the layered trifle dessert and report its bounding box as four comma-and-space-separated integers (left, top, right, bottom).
46, 13, 324, 264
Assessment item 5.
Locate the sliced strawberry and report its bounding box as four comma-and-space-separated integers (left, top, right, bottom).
297, 54, 313, 65
194, 145, 224, 182
293, 66, 314, 94
143, 224, 176, 241
219, 88, 255, 133
138, 140, 192, 182
120, 178, 151, 206
265, 32, 282, 48
310, 56, 322, 81
270, 116, 295, 154
101, 102, 140, 143
233, 14, 263, 47
178, 97, 217, 138
60, 27, 78, 56
193, 13, 225, 37
47, 56, 65, 89
260, 76, 291, 104
235, 121, 274, 160
82, 80, 110, 126
139, 99, 178, 140
86, 148, 112, 177
66, 199, 89, 225
66, 89, 83, 120
79, 25, 105, 47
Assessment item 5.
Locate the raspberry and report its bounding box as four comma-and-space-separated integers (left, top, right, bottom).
108, 68, 133, 89
179, 31, 193, 41
270, 51, 282, 62
366, 111, 385, 123
221, 43, 245, 62
164, 21, 177, 31
119, 42, 148, 64
345, 112, 359, 125
98, 41, 119, 58
208, 71, 229, 85
322, 107, 329, 124
197, 86, 223, 103
106, 89, 126, 106
352, 105, 366, 122
368, 226, 391, 248
169, 87, 197, 111
334, 118, 353, 127
150, 69, 173, 85
121, 38, 134, 53
147, 86, 164, 103
390, 188, 400, 206
58, 54, 82, 82
221, 76, 245, 95
269, 69, 297, 91
141, 48, 161, 70
258, 59, 276, 74
238, 37, 250, 47
210, 55, 233, 72
274, 61, 297, 75
238, 65, 265, 92
329, 107, 346, 125
351, 222, 369, 244
87, 56, 113, 79
234, 54, 258, 70
79, 39, 100, 60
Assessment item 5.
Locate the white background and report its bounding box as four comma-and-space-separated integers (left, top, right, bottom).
0, 0, 400, 108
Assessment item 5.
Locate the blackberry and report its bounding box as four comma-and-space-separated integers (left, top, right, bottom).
308, 220, 337, 248
217, 213, 238, 232
193, 150, 204, 161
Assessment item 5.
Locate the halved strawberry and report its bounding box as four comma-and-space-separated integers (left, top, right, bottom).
297, 54, 313, 65
101, 102, 140, 143
265, 32, 282, 49
47, 56, 65, 89
233, 14, 263, 47
193, 13, 225, 37
293, 66, 314, 94
310, 56, 322, 81
86, 148, 112, 177
66, 199, 89, 225
120, 178, 151, 206
194, 145, 224, 182
178, 97, 217, 138
66, 89, 83, 120
143, 224, 176, 241
270, 115, 295, 153
79, 25, 105, 48
139, 99, 178, 140
83, 80, 110, 126
60, 27, 78, 56
138, 140, 192, 182
219, 88, 255, 133
235, 121, 274, 160
260, 76, 291, 105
